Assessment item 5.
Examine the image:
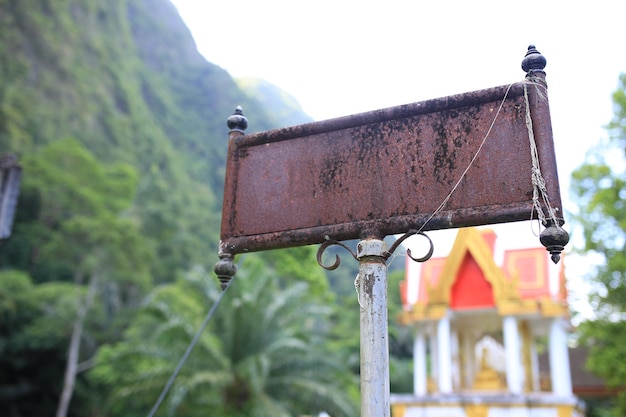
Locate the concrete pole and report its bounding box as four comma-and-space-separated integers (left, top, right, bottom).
357, 238, 390, 417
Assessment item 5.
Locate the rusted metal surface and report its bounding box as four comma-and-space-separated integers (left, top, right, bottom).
219, 78, 562, 256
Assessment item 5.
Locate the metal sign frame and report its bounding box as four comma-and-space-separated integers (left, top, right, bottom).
219, 53, 563, 258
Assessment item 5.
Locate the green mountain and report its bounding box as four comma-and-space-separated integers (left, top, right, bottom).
0, 1, 327, 416
0, 0, 311, 280
0, 3, 421, 416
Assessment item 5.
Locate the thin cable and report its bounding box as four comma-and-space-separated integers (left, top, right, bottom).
417, 82, 516, 234
146, 270, 239, 417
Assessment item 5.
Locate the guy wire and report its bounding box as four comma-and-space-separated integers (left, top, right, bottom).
416, 82, 516, 235
146, 255, 245, 417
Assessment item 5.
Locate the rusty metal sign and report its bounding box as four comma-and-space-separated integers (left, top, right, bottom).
214, 46, 569, 417
219, 53, 562, 256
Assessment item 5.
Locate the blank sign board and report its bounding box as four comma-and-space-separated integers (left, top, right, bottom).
219, 81, 562, 255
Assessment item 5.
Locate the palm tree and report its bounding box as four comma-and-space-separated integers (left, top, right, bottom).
92, 257, 358, 417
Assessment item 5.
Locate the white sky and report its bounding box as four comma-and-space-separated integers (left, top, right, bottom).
170, 0, 626, 319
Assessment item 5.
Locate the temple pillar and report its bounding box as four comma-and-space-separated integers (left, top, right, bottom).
520, 320, 534, 392
460, 331, 475, 389
437, 315, 453, 393
429, 328, 438, 392
450, 327, 460, 390
503, 316, 523, 394
413, 328, 427, 396
549, 318, 572, 396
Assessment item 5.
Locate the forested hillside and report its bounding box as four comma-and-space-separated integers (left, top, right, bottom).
0, 1, 365, 416
0, 0, 312, 281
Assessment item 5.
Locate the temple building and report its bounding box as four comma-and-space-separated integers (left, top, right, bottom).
391, 227, 585, 417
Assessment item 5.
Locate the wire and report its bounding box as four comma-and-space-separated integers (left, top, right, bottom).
146, 265, 240, 417
417, 82, 516, 234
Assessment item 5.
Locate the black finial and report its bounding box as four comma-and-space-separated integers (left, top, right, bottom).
521, 45, 547, 74
214, 253, 237, 290
227, 106, 248, 132
539, 220, 569, 264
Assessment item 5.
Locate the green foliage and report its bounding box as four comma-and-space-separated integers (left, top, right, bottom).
571, 73, 626, 414
24, 138, 137, 225
1, 139, 145, 282
0, 139, 155, 416
0, 0, 315, 278
0, 2, 363, 416
571, 74, 626, 313
389, 356, 414, 394
91, 265, 359, 417
585, 398, 621, 417
0, 270, 82, 415
11, 281, 82, 350
252, 246, 333, 302
0, 270, 33, 320
579, 320, 626, 415
43, 213, 154, 301
387, 268, 414, 393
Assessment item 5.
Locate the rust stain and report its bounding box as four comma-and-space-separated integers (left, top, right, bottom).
362, 272, 375, 298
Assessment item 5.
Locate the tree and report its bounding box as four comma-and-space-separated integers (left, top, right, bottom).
0, 138, 140, 281
0, 270, 83, 416
91, 258, 359, 417
571, 73, 626, 415
0, 139, 154, 417
49, 214, 153, 417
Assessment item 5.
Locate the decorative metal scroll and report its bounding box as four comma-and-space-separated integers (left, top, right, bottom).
316, 230, 435, 271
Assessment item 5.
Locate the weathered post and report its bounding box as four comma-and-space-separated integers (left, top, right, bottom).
357, 237, 391, 417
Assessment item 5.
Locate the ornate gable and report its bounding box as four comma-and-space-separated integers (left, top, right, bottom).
399, 227, 568, 324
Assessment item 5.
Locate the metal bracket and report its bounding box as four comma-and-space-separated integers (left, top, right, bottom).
316, 230, 434, 271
